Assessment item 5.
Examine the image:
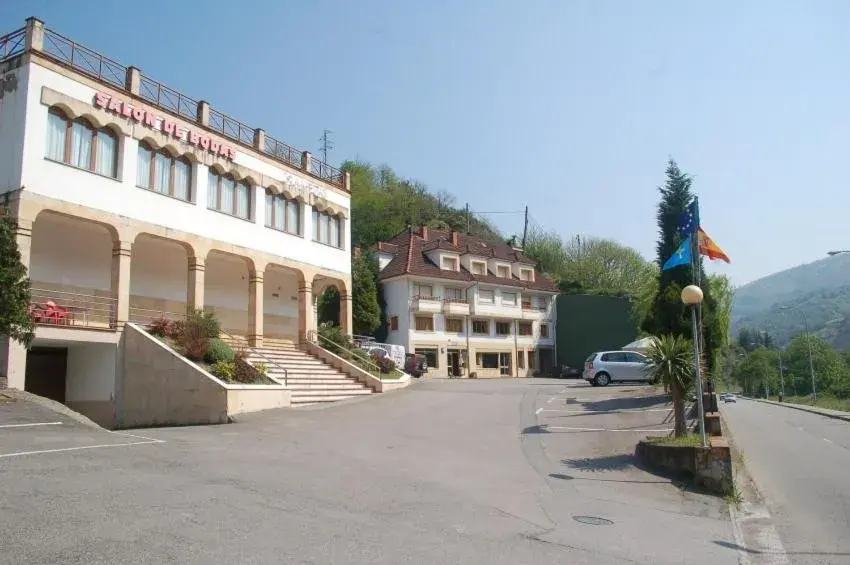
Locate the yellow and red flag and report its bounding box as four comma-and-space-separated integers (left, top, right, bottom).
697, 227, 730, 263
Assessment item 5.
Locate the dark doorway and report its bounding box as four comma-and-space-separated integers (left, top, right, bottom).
25, 347, 68, 403
447, 349, 462, 377
538, 348, 554, 375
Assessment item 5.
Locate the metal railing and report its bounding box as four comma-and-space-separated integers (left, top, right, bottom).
208, 108, 255, 147
0, 27, 25, 62
442, 298, 469, 304
30, 288, 117, 329
128, 307, 187, 327
138, 75, 198, 122
42, 29, 126, 89
308, 330, 404, 379
263, 134, 302, 169
219, 331, 288, 387
308, 158, 344, 187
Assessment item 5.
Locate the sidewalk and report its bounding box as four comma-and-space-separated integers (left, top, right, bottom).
748, 397, 850, 422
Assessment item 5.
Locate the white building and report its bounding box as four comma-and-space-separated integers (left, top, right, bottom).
376, 226, 559, 378
0, 18, 356, 420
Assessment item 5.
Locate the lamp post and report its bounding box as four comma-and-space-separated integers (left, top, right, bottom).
681, 284, 707, 448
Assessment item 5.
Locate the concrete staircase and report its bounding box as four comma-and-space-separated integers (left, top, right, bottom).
242, 340, 373, 407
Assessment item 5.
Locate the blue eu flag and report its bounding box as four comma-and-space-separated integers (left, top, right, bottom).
677, 199, 700, 236
662, 235, 692, 271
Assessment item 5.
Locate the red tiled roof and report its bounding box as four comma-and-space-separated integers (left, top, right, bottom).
375, 226, 559, 292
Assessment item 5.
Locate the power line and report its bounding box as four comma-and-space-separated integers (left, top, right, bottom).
318, 129, 334, 162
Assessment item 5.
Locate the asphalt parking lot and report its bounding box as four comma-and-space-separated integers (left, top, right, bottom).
0, 380, 736, 565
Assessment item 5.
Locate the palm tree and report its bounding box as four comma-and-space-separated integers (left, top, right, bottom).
646, 335, 694, 437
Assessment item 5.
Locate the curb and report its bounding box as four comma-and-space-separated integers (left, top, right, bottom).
748, 397, 850, 423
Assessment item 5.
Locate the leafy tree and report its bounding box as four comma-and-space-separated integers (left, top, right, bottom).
784, 334, 849, 395
642, 160, 721, 377
0, 214, 34, 347
731, 347, 779, 397
645, 335, 694, 437
352, 252, 381, 336
317, 286, 341, 325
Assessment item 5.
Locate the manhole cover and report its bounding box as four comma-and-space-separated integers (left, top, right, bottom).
573, 515, 614, 526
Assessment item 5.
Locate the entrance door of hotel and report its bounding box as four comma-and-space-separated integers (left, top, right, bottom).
25, 347, 68, 403
498, 352, 512, 377
447, 349, 462, 378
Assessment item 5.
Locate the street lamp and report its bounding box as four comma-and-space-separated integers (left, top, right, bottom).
778, 305, 817, 400
681, 284, 707, 448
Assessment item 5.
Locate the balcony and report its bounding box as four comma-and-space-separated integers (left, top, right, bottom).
472, 301, 523, 319
30, 288, 117, 330
442, 298, 470, 316
522, 303, 548, 320
411, 295, 442, 313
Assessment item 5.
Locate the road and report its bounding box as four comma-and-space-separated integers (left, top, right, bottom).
722, 398, 850, 564
1, 380, 736, 564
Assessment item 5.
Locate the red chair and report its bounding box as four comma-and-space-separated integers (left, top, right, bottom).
43, 300, 71, 325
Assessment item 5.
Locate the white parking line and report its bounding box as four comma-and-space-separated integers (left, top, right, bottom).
0, 421, 63, 429
540, 408, 672, 414
0, 429, 164, 460
824, 438, 834, 444
535, 408, 543, 415
546, 426, 673, 433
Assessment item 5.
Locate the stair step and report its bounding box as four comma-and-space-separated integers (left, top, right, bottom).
291, 393, 373, 404
289, 387, 372, 395
281, 379, 360, 385
285, 383, 369, 391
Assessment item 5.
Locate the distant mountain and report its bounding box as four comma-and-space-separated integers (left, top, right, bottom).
732, 254, 850, 348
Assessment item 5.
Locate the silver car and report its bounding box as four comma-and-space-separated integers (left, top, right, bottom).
583, 351, 650, 386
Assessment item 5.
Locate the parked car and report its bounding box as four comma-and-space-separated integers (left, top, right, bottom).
404, 353, 428, 378
721, 393, 737, 403
583, 351, 651, 386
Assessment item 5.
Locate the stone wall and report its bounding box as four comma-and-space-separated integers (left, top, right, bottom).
635, 437, 732, 495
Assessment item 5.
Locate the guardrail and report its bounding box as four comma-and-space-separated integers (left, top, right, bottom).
30, 288, 117, 329
128, 307, 187, 327
307, 330, 403, 379
0, 27, 25, 62
42, 28, 126, 89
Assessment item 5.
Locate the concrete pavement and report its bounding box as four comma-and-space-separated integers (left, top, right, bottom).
722, 397, 850, 564
1, 379, 736, 564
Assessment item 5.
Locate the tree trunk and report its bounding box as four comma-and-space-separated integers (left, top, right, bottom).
670, 381, 687, 437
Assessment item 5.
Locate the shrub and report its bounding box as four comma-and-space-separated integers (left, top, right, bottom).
177, 320, 209, 362
254, 362, 268, 376
205, 338, 235, 364
148, 317, 174, 338
210, 360, 235, 382
318, 322, 351, 353
186, 308, 221, 339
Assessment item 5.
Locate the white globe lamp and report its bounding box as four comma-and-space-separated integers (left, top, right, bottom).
681, 285, 704, 306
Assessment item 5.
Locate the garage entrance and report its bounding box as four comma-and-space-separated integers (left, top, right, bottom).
25, 347, 68, 403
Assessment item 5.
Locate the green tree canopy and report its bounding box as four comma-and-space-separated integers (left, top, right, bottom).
0, 214, 34, 347
352, 252, 381, 337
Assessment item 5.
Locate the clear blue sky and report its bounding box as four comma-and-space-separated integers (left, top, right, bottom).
5, 1, 849, 285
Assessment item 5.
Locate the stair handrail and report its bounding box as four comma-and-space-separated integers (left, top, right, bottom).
219, 331, 288, 387
307, 329, 402, 379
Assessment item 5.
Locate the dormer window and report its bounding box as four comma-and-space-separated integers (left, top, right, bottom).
496, 265, 510, 279
441, 255, 459, 271
519, 268, 534, 282
471, 261, 486, 275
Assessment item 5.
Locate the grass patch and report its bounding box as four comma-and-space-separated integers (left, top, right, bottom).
645, 434, 703, 447
724, 487, 743, 508
772, 395, 850, 413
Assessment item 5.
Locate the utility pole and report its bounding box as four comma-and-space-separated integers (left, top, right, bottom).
318, 129, 334, 163
803, 314, 817, 400
521, 205, 528, 248
465, 203, 470, 234
778, 348, 785, 400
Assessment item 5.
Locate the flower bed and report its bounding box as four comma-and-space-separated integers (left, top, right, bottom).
146, 310, 275, 385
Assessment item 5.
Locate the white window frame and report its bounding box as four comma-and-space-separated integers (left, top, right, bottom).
501, 292, 517, 306
478, 289, 494, 303
471, 261, 487, 275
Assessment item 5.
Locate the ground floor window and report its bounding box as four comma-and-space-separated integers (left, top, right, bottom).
518, 350, 526, 369
476, 352, 499, 369
417, 347, 438, 369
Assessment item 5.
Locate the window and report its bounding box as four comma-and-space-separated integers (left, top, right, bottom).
312, 209, 343, 248
522, 299, 533, 310
496, 321, 511, 336
390, 316, 399, 330
501, 292, 517, 306
518, 351, 526, 369
476, 352, 499, 369
536, 297, 549, 311
413, 284, 433, 298
265, 191, 301, 235
540, 324, 550, 338
472, 320, 489, 334
520, 268, 533, 281
417, 348, 438, 369
136, 142, 192, 201
444, 287, 463, 300
499, 352, 512, 375
601, 352, 627, 362
208, 170, 252, 219
497, 265, 510, 278
471, 261, 486, 275
441, 256, 459, 271
415, 316, 434, 331
445, 318, 464, 333
518, 322, 533, 336
478, 290, 494, 303
625, 352, 647, 363
528, 350, 536, 370
45, 109, 118, 178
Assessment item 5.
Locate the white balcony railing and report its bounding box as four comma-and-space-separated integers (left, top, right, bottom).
411, 295, 442, 313
30, 288, 117, 329
442, 298, 470, 316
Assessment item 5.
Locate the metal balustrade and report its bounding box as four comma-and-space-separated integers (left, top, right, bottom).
30, 288, 117, 329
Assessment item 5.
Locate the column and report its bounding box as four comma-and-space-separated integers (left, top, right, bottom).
340, 292, 353, 337
111, 241, 132, 329
0, 219, 32, 390
187, 256, 205, 312
298, 279, 314, 344
24, 17, 45, 52
248, 270, 264, 347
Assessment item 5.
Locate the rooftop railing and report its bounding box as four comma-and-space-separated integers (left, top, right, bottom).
1, 19, 346, 190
